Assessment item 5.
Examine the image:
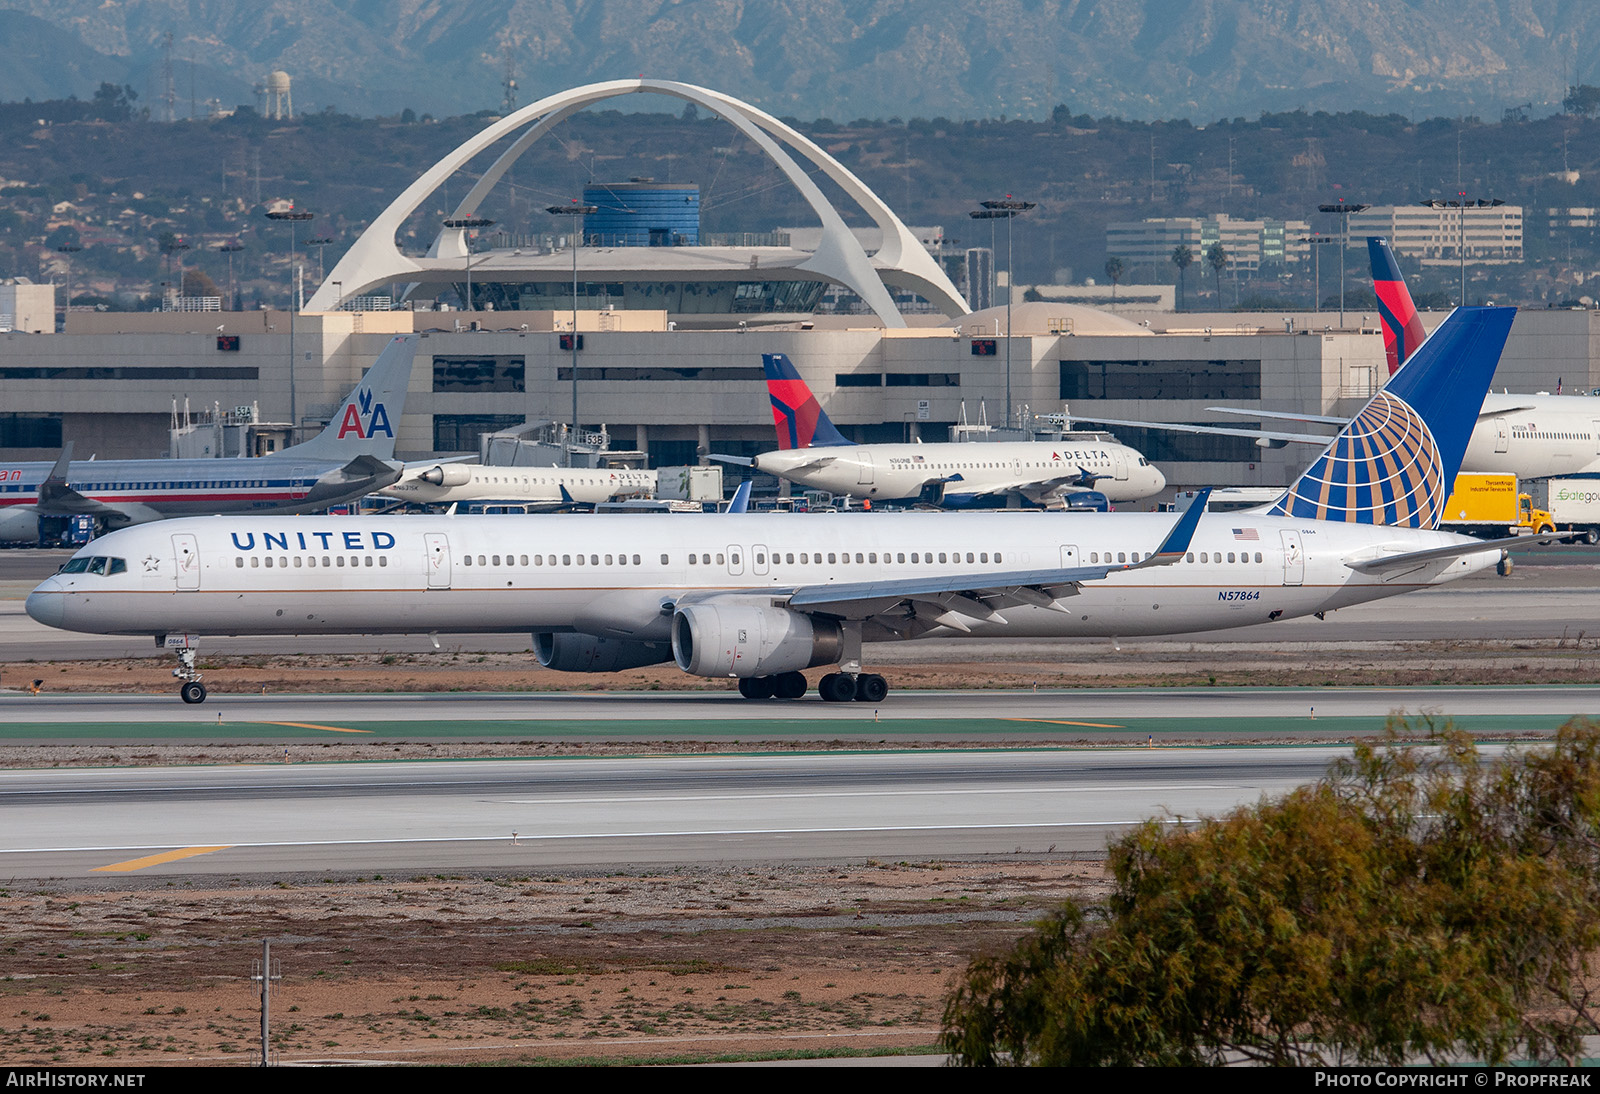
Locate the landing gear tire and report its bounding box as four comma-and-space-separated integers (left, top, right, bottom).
774, 671, 808, 700
819, 673, 858, 702
180, 681, 208, 705
854, 674, 889, 703
737, 676, 776, 700
1586, 528, 1599, 546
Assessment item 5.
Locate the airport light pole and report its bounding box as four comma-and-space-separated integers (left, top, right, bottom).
55, 243, 81, 327
442, 216, 495, 311
547, 202, 597, 465
306, 236, 333, 285
1420, 196, 1505, 306
216, 241, 243, 310
265, 207, 314, 437
1298, 235, 1340, 314
1317, 200, 1370, 326
971, 198, 1035, 429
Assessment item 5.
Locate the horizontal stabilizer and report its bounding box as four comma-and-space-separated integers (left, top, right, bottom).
1346, 538, 1511, 574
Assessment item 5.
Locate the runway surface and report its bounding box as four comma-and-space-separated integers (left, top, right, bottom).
0, 685, 1594, 744
0, 746, 1378, 878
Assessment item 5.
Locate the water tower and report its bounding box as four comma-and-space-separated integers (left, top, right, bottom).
264, 71, 292, 120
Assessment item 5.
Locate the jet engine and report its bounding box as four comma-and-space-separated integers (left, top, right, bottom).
0, 507, 42, 545
671, 602, 842, 679
533, 632, 674, 672
419, 464, 473, 487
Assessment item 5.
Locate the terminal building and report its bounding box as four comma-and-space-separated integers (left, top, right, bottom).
0, 80, 1593, 496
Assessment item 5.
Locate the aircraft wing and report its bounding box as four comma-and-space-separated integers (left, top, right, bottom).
1205, 406, 1347, 427
774, 491, 1209, 627
32, 445, 111, 516
1345, 538, 1512, 574
1071, 415, 1333, 446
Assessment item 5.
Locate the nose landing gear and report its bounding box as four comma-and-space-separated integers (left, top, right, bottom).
172, 646, 207, 704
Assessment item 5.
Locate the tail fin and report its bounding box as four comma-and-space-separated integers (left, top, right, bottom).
762, 353, 851, 449
1267, 307, 1515, 529
282, 334, 419, 460
1368, 237, 1427, 376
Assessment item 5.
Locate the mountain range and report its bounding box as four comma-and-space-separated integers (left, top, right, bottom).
0, 1, 1595, 123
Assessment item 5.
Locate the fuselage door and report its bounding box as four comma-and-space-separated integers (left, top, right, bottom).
726, 544, 745, 576
172, 533, 200, 591
1593, 421, 1600, 456
857, 452, 874, 486
1059, 544, 1080, 569
752, 543, 770, 576
1113, 449, 1129, 480
424, 533, 451, 590
1280, 529, 1305, 586
1495, 419, 1509, 453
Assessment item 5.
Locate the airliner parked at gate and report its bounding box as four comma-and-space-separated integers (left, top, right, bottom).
26, 309, 1517, 705
717, 354, 1164, 509
0, 335, 419, 545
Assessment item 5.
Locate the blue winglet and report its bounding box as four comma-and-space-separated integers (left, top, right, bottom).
727, 480, 752, 513
558, 484, 576, 506
1147, 487, 1209, 560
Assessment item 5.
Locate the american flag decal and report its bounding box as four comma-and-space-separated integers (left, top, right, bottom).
1232, 527, 1260, 541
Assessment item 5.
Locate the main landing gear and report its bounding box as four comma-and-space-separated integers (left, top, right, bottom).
819, 672, 889, 703
173, 647, 208, 704
734, 671, 891, 702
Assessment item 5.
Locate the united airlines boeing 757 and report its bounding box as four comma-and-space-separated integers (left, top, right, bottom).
26, 309, 1517, 704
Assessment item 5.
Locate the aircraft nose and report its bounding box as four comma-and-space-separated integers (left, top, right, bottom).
25, 579, 65, 629
1150, 465, 1167, 492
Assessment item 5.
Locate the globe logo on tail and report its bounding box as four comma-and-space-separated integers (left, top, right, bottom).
1268, 390, 1445, 528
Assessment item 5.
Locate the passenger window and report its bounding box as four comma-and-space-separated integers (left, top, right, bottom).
1117, 553, 1126, 563
660, 554, 669, 565
365, 556, 374, 567
1228, 552, 1236, 563
966, 553, 974, 563
869, 553, 877, 563
897, 553, 905, 563
1186, 552, 1194, 563
493, 555, 502, 566
717, 553, 725, 565
323, 556, 331, 567
731, 553, 740, 566
520, 555, 529, 566
633, 554, 641, 565
563, 554, 572, 566
827, 553, 836, 564
911, 553, 919, 563
294, 557, 303, 568
756, 554, 766, 565
236, 558, 245, 568
478, 555, 487, 566
939, 553, 947, 563
605, 554, 614, 565
689, 553, 697, 565
380, 557, 388, 567
265, 557, 274, 568
981, 552, 989, 563
251, 557, 261, 568
786, 553, 795, 564
1254, 552, 1262, 563
590, 555, 598, 566
576, 554, 586, 566
463, 555, 472, 567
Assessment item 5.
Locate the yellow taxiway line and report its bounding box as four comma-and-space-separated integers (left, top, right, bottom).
257, 721, 375, 734
93, 846, 232, 873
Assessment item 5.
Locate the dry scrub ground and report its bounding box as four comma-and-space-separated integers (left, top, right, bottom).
0, 860, 1106, 1066
8, 636, 1600, 697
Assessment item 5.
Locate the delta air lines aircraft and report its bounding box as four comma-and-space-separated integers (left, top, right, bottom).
718, 354, 1164, 509
26, 308, 1517, 705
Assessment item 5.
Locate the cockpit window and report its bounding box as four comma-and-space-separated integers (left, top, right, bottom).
59, 556, 126, 576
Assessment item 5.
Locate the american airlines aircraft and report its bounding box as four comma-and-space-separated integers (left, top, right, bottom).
0, 335, 419, 545
718, 354, 1164, 509
380, 462, 657, 510
26, 308, 1516, 705
1085, 238, 1600, 482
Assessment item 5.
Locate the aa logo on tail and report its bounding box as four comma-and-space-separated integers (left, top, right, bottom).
336, 388, 394, 440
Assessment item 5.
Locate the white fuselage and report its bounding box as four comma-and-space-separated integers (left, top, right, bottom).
1462, 393, 1600, 479
751, 440, 1164, 505
26, 512, 1494, 652
381, 465, 656, 507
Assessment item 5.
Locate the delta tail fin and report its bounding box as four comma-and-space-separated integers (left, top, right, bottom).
1368, 237, 1428, 376
282, 334, 419, 460
761, 353, 851, 449
1266, 307, 1515, 528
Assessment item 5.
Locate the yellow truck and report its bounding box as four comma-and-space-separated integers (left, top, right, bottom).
1440, 473, 1557, 538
